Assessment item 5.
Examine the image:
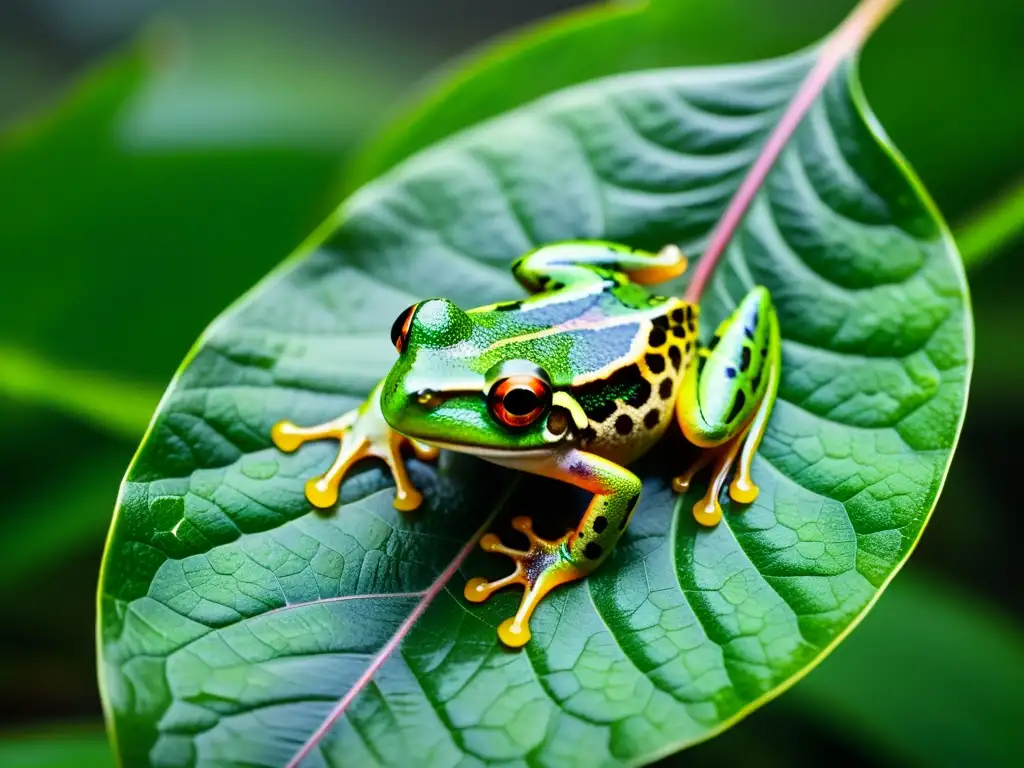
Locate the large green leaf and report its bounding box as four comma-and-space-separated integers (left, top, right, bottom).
99, 49, 970, 766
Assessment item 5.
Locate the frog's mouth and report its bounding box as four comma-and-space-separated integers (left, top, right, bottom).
413, 437, 555, 460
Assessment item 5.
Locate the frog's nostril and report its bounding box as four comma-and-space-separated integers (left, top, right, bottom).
415, 390, 443, 409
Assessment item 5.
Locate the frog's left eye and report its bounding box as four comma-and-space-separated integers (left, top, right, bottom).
488, 364, 551, 429
390, 303, 418, 354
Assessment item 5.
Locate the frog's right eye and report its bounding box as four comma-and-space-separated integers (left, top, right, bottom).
486, 360, 552, 429
489, 376, 550, 428
390, 303, 418, 353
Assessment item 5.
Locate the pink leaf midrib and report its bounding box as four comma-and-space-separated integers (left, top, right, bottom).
683, 0, 903, 305
284, 498, 509, 768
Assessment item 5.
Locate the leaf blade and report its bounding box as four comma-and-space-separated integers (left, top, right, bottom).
99, 45, 970, 768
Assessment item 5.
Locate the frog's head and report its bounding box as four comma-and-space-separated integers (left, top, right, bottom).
380, 298, 569, 456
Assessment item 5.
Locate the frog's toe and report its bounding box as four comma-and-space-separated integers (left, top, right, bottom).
498, 617, 532, 648
302, 432, 371, 510
382, 431, 438, 513
392, 484, 424, 513
692, 495, 724, 527
672, 449, 715, 494
464, 571, 522, 603
410, 439, 440, 461
305, 475, 340, 510
728, 476, 759, 504
270, 421, 304, 452
272, 414, 353, 453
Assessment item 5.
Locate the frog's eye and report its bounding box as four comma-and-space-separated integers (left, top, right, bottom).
390, 303, 418, 353
488, 365, 552, 429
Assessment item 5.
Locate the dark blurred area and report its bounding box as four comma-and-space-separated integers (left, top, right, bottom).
0, 1, 1021, 766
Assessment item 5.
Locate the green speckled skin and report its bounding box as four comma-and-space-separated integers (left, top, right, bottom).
274, 239, 781, 646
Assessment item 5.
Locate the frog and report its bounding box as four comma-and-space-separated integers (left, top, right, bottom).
272, 240, 781, 647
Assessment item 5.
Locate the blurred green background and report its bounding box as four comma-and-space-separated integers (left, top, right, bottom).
1, 0, 1021, 766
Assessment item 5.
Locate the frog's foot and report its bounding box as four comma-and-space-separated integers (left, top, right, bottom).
464, 516, 585, 648
672, 428, 755, 528
272, 397, 439, 512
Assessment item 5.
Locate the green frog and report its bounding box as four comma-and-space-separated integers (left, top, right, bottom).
272, 241, 781, 647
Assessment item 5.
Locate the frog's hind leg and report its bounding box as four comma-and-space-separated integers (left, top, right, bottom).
676, 352, 778, 525
729, 349, 780, 504
465, 449, 641, 647
673, 286, 781, 526
512, 240, 686, 293
272, 382, 439, 512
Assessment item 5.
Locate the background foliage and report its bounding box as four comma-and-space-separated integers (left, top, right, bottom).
1, 0, 1021, 765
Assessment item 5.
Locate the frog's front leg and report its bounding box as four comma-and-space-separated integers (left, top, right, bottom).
272, 382, 439, 512
464, 449, 641, 647
674, 286, 781, 527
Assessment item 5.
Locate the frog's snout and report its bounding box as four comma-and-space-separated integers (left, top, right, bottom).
379, 376, 445, 433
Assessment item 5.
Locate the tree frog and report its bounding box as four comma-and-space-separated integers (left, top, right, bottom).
272, 241, 780, 647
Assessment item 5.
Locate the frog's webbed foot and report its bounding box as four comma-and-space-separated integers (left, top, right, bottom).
464, 516, 582, 648
672, 437, 744, 528
673, 417, 762, 527
272, 387, 439, 512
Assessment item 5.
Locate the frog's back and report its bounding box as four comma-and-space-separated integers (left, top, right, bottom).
468, 283, 698, 465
